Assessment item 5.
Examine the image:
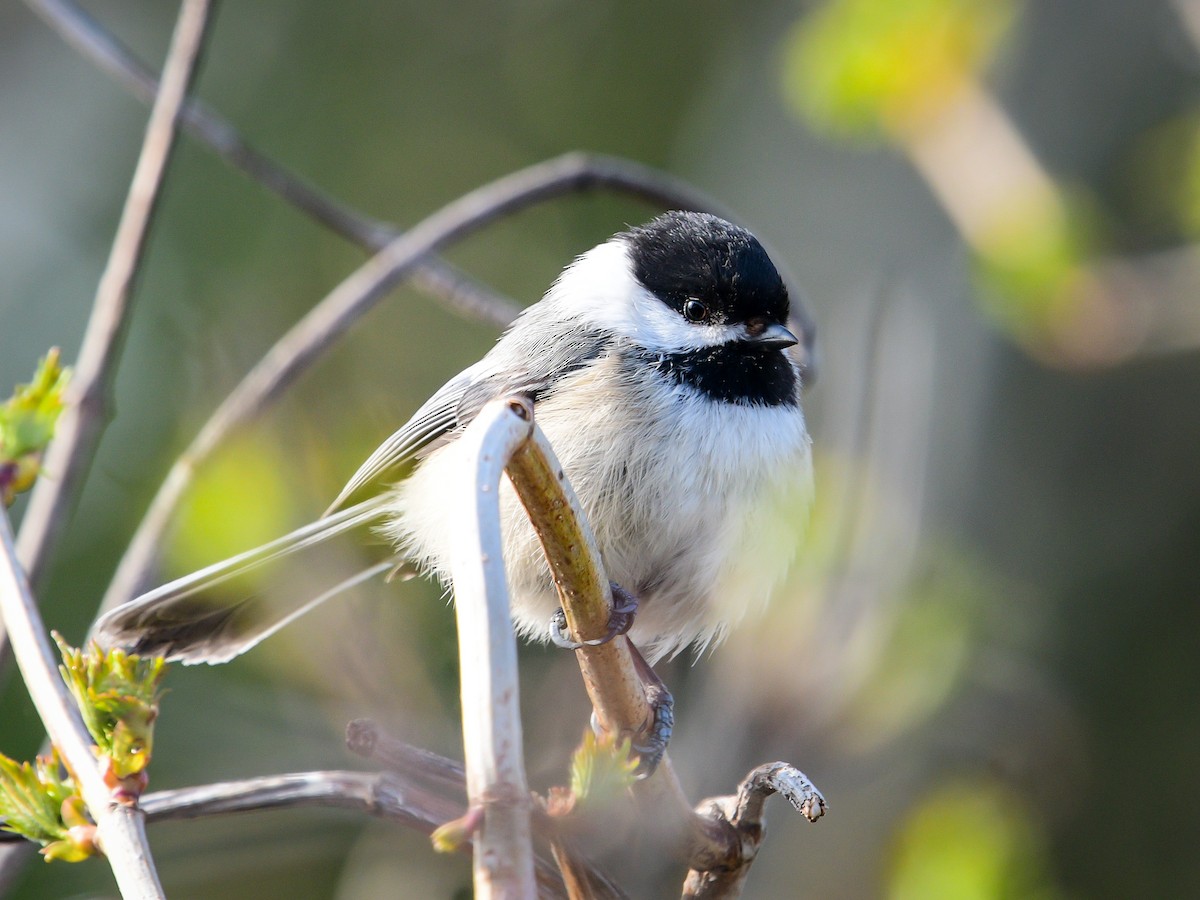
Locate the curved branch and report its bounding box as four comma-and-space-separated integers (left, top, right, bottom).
446, 398, 538, 897
503, 410, 744, 874
683, 763, 826, 899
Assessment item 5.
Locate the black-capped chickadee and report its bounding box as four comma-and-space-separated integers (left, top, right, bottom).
96, 211, 813, 667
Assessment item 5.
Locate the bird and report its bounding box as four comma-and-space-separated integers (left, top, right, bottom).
95, 210, 813, 673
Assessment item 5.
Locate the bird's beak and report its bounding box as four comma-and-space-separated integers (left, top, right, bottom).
747, 322, 799, 349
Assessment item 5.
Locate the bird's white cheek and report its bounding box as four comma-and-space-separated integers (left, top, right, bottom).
548, 240, 738, 351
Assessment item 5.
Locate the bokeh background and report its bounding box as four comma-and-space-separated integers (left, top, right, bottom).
2, 0, 1199, 896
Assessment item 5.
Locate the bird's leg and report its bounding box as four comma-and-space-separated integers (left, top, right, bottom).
625, 639, 674, 777
547, 582, 639, 650
583, 640, 674, 777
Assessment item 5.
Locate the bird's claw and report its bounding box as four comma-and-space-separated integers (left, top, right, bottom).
547, 582, 639, 650
630, 680, 673, 778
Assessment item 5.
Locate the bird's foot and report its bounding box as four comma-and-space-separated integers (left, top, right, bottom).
547, 582, 639, 650
585, 641, 674, 778
630, 673, 673, 778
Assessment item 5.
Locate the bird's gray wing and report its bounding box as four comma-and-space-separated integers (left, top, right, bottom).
324, 371, 475, 514
327, 321, 611, 513
96, 322, 610, 666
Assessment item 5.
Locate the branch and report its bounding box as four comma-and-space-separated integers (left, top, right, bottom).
682, 763, 826, 899
138, 770, 602, 900
344, 718, 465, 797
0, 511, 164, 897
138, 772, 568, 900
345, 719, 629, 900
10, 0, 213, 596
22, 0, 521, 330
446, 397, 538, 897
97, 151, 749, 617
140, 770, 441, 829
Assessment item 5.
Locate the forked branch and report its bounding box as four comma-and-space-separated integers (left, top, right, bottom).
0, 512, 164, 898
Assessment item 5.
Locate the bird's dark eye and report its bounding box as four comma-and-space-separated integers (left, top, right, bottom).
683, 299, 709, 323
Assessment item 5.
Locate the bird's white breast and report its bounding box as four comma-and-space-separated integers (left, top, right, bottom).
385, 352, 811, 663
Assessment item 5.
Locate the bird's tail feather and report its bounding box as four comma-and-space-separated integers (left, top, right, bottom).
93, 495, 395, 665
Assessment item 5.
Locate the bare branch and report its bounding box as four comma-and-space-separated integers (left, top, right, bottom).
446, 397, 538, 897
139, 770, 611, 900
345, 718, 466, 797
682, 764, 826, 899
0, 510, 164, 897
505, 413, 829, 897
97, 151, 747, 617
730, 762, 826, 826
11, 0, 213, 594
140, 770, 438, 828
22, 0, 521, 328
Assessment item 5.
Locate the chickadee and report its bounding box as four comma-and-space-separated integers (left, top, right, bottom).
96, 211, 813, 667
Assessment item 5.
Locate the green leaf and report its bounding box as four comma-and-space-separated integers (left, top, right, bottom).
0, 749, 86, 858
0, 348, 70, 506
568, 730, 638, 812
55, 635, 166, 783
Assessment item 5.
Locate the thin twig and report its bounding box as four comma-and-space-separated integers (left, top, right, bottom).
682, 763, 826, 899
140, 770, 444, 828
10, 0, 213, 601
139, 771, 571, 900
345, 718, 466, 797
0, 511, 164, 897
97, 151, 743, 617
22, 0, 520, 329
138, 771, 588, 900
447, 397, 538, 897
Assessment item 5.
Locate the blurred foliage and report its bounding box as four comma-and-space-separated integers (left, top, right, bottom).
782, 0, 1017, 139
565, 729, 638, 814
166, 433, 296, 574
840, 557, 976, 751
1126, 112, 1200, 242
0, 348, 69, 506
970, 188, 1101, 347
782, 0, 1120, 358
887, 778, 1060, 900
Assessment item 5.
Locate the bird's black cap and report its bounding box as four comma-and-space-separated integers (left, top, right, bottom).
624, 211, 789, 326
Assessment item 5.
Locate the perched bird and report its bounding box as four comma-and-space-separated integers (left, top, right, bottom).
96, 211, 813, 671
